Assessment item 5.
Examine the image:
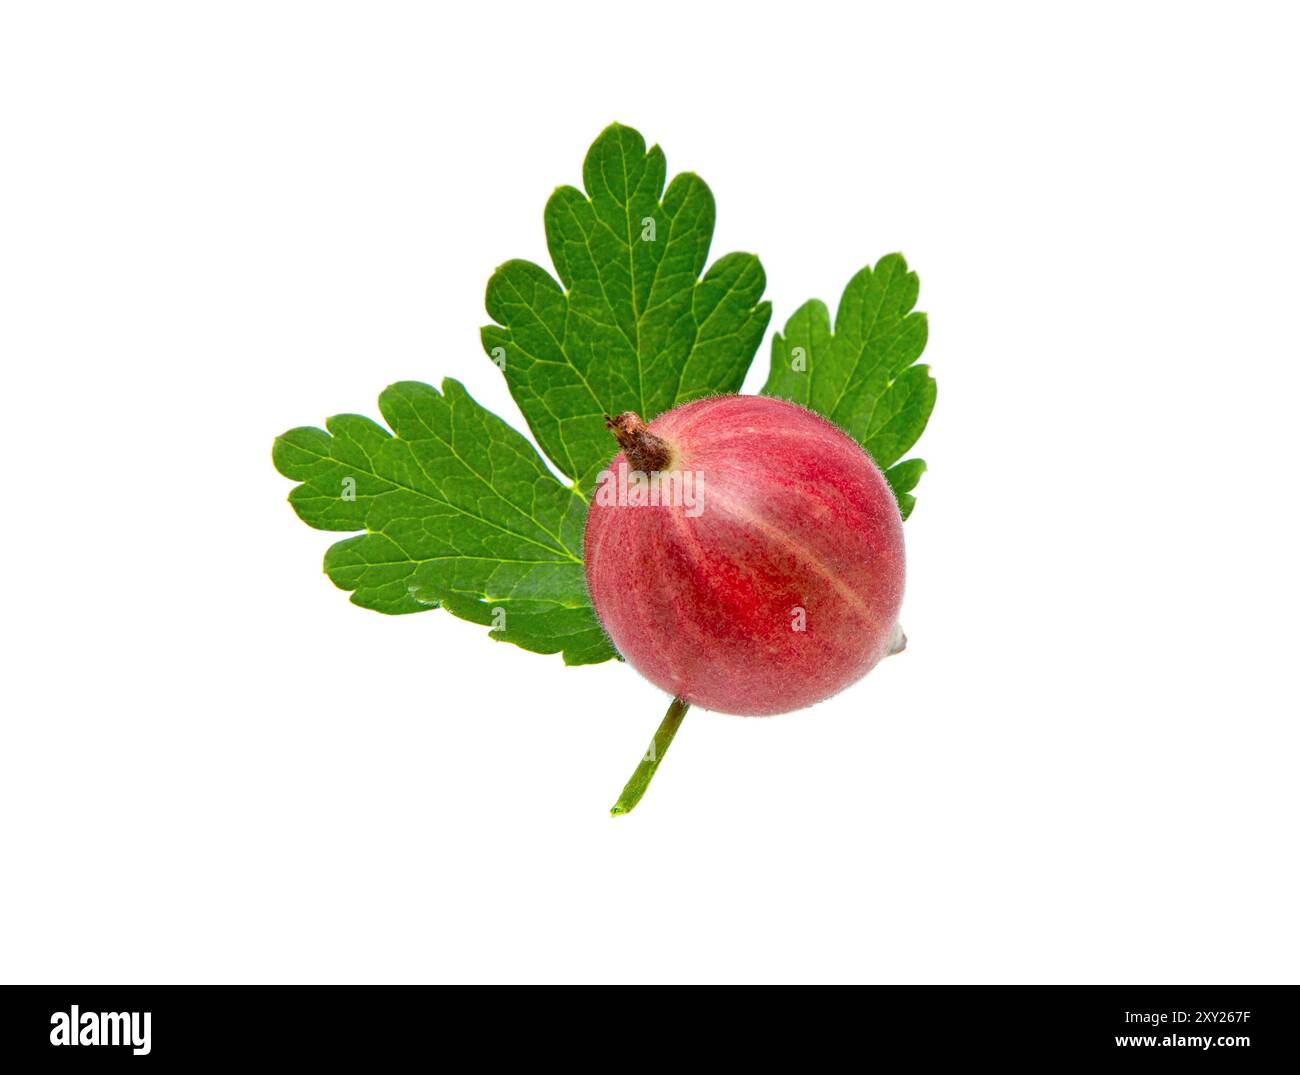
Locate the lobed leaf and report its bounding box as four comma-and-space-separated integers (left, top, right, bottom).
274, 126, 933, 668
272, 379, 616, 665
761, 253, 935, 514
483, 122, 771, 489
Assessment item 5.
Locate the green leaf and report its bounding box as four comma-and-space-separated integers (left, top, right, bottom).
761, 253, 935, 514
272, 379, 616, 666
275, 127, 936, 670
884, 458, 927, 521
483, 122, 772, 488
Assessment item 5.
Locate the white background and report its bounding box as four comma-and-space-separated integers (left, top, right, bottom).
2, 1, 1297, 984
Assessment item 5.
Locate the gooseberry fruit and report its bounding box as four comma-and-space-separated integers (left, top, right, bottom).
584, 395, 906, 716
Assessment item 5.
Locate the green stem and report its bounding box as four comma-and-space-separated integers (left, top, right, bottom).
610, 697, 690, 816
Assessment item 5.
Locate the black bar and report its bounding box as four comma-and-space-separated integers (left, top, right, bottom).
0, 984, 1294, 1063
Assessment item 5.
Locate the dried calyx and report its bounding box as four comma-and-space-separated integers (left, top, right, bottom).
605, 412, 673, 472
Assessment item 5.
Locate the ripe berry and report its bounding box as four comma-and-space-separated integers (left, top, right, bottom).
584, 395, 906, 716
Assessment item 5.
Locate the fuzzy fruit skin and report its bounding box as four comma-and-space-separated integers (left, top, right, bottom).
583, 395, 905, 716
